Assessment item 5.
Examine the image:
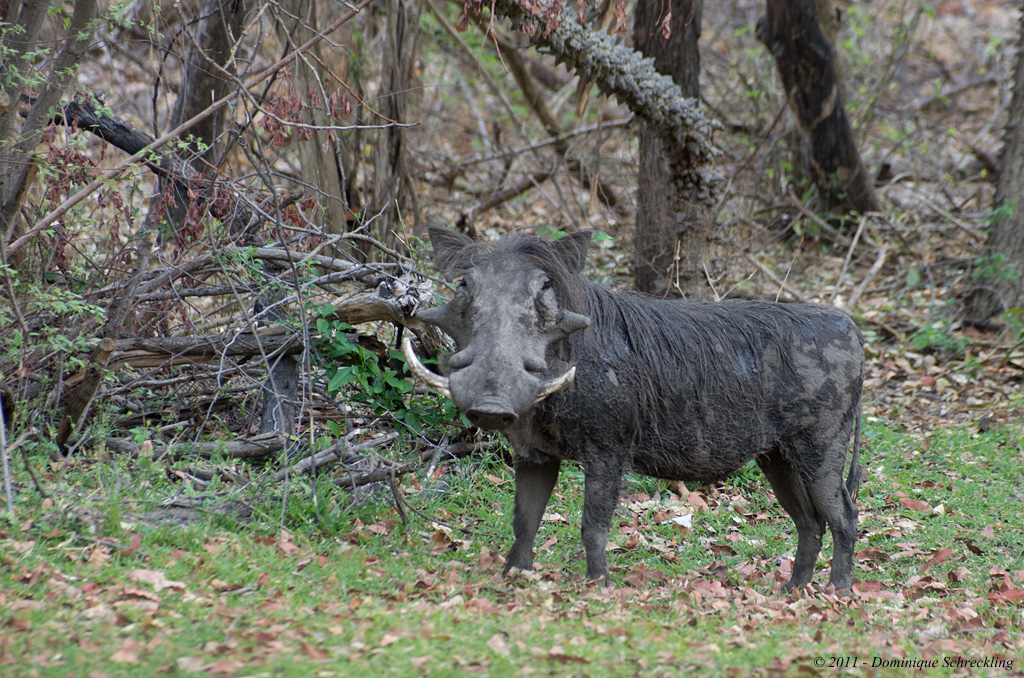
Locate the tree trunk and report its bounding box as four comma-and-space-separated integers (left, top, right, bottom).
963, 8, 1024, 324
157, 0, 246, 233
273, 0, 360, 238
168, 0, 245, 162
758, 0, 879, 217
633, 0, 713, 298
371, 0, 418, 252
0, 0, 98, 255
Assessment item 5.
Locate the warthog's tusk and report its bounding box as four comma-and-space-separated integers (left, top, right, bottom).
401, 337, 451, 399
534, 366, 576, 403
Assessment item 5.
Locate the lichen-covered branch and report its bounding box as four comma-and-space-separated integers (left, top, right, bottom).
483, 0, 721, 204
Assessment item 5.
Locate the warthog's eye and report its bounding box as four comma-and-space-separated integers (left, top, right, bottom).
534, 277, 559, 325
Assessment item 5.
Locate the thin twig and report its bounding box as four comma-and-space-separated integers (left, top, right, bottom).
388, 468, 409, 526
744, 254, 809, 303
830, 213, 871, 305
453, 119, 632, 168
20, 442, 48, 499
786, 191, 882, 250
424, 0, 523, 133
0, 395, 13, 513
849, 246, 890, 310
471, 170, 554, 218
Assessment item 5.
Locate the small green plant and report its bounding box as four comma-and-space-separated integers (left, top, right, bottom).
1, 284, 106, 380
971, 252, 1020, 283
909, 318, 969, 355
312, 304, 460, 433
538, 226, 612, 243
984, 200, 1016, 226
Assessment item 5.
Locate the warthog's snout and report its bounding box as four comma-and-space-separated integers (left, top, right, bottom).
465, 398, 519, 430
401, 337, 577, 423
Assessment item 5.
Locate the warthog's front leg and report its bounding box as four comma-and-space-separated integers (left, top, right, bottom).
503, 456, 560, 575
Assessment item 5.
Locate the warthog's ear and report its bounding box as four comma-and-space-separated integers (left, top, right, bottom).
551, 230, 592, 273
428, 226, 476, 277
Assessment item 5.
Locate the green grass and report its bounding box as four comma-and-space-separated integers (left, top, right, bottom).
2, 420, 1023, 676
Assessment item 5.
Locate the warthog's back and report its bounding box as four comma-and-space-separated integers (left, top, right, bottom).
535, 291, 864, 483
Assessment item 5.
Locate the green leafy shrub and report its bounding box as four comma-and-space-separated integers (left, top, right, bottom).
312, 304, 460, 434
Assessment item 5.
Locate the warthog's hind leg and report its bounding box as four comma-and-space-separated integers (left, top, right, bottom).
756, 446, 823, 592
808, 439, 859, 593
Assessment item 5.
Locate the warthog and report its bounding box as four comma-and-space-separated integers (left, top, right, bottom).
404, 227, 864, 591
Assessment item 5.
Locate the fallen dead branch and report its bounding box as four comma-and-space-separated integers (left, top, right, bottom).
420, 439, 500, 462
101, 431, 285, 461
63, 329, 302, 385
335, 462, 415, 490
849, 246, 890, 310
274, 432, 400, 480
65, 273, 442, 383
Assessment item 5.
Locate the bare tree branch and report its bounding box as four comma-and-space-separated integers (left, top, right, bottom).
481, 0, 721, 205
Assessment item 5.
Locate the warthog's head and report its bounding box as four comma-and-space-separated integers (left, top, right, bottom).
403, 228, 592, 430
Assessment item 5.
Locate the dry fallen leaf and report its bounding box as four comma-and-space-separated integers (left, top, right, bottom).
110, 639, 143, 664
687, 492, 709, 512
276, 539, 300, 557
204, 659, 246, 674
120, 533, 142, 557
430, 529, 453, 553
487, 633, 511, 656
300, 641, 328, 658
855, 547, 890, 562
660, 514, 693, 528
919, 548, 955, 573
379, 632, 402, 647
899, 497, 933, 512
127, 569, 185, 592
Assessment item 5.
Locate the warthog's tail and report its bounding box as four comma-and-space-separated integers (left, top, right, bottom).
845, 401, 862, 500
